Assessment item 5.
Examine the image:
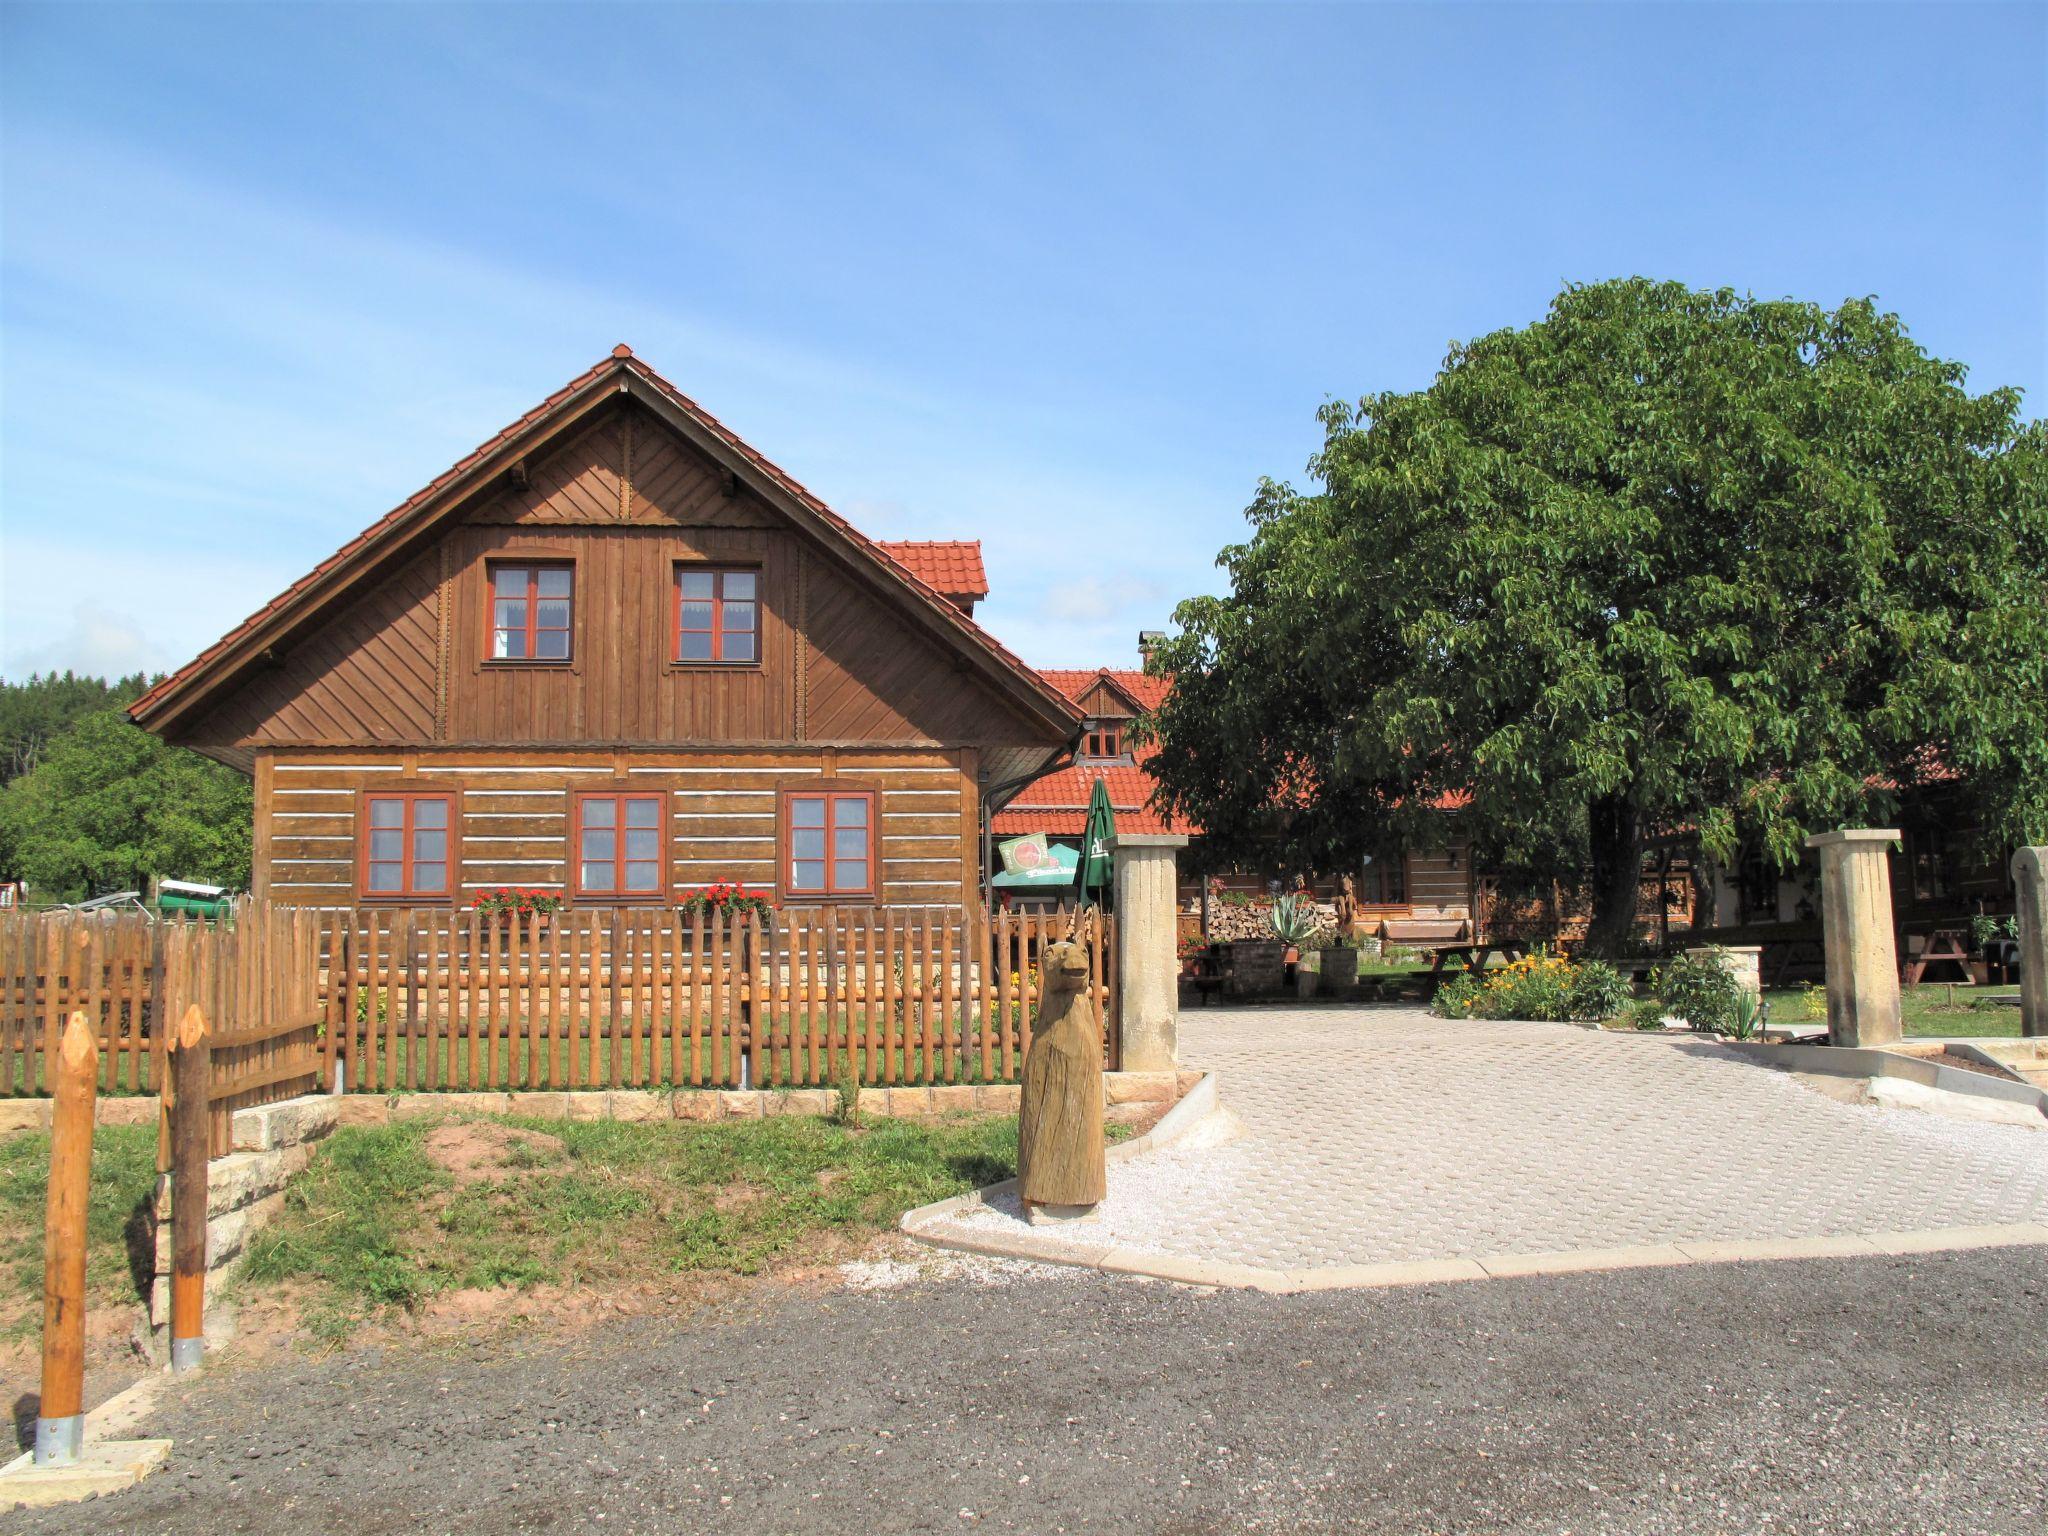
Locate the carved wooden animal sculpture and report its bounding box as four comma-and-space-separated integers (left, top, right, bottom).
1017, 937, 1106, 1215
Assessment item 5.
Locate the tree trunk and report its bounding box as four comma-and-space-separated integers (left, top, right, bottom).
1581, 795, 1643, 957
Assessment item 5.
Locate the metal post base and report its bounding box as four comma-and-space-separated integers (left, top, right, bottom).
171, 1335, 205, 1373
33, 1414, 82, 1467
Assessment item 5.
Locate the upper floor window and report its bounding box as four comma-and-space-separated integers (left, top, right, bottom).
783, 789, 874, 898
363, 793, 451, 900
491, 564, 573, 661
1081, 722, 1124, 759
674, 567, 758, 664
575, 793, 665, 900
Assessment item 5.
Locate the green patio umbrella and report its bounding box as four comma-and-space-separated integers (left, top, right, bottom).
1073, 776, 1116, 908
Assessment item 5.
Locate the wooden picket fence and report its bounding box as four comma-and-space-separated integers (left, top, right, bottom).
1, 901, 1114, 1105
322, 904, 1116, 1092
0, 906, 325, 1153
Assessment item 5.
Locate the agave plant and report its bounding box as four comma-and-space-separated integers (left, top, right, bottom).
1267, 893, 1319, 945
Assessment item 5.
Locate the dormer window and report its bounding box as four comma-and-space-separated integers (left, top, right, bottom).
1081, 722, 1124, 760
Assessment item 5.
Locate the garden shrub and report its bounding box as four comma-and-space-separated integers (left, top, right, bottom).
1648, 951, 1745, 1034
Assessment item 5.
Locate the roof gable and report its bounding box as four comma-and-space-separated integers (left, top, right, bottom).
1038, 668, 1166, 717
877, 541, 988, 610
130, 348, 1079, 740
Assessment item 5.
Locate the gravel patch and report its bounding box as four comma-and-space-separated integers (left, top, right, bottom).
7, 1247, 2044, 1534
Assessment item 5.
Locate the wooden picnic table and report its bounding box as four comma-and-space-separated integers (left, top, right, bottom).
1901, 925, 1974, 986
1425, 939, 1528, 979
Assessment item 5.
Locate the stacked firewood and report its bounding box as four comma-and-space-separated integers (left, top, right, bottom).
1201, 900, 1341, 944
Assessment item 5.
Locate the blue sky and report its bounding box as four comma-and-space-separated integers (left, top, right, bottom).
2, 2, 2042, 680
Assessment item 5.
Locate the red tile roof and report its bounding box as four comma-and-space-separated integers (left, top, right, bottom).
992, 762, 1194, 837
1036, 668, 1172, 713
876, 541, 988, 606
129, 348, 1079, 737
991, 667, 1194, 836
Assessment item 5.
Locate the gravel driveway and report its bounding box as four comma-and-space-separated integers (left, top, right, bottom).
9, 1245, 2046, 1535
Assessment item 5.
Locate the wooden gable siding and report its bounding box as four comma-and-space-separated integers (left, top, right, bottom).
253, 748, 978, 911
803, 556, 1041, 746
175, 400, 1052, 758
181, 549, 442, 756
1074, 676, 1137, 718
446, 523, 798, 743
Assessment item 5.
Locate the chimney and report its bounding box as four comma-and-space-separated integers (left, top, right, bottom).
1137, 630, 1166, 663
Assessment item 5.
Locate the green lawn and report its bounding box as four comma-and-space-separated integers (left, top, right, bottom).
1762, 983, 2024, 1038
0, 1124, 158, 1339
240, 1110, 1039, 1341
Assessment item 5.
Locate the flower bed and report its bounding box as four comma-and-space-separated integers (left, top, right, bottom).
1431, 950, 1630, 1023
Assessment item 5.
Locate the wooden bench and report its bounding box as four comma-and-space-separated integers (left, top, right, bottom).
1376, 917, 1471, 946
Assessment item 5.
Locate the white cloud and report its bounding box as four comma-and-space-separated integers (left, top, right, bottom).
1043, 574, 1166, 625
5, 603, 162, 680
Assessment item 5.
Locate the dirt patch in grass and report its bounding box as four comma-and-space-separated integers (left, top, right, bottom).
422, 1120, 564, 1185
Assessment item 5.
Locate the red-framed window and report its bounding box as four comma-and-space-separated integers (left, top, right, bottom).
490, 563, 574, 661
1082, 723, 1124, 759
574, 793, 665, 900
673, 567, 758, 664
781, 789, 874, 899
362, 794, 452, 900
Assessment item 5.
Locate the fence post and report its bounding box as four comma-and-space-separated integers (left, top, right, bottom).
168, 1003, 212, 1373
1108, 834, 1189, 1071
36, 1011, 98, 1466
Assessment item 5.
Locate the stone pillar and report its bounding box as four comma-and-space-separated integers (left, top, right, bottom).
2013, 847, 2047, 1039
1804, 829, 1903, 1048
1110, 833, 1188, 1071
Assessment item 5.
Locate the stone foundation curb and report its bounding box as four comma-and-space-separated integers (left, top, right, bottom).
908, 1218, 2048, 1293
0, 1439, 172, 1509
148, 1092, 339, 1349
1720, 1039, 2048, 1117
296, 1073, 1177, 1127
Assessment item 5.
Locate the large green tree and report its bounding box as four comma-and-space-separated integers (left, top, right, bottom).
1144, 279, 2048, 953
0, 710, 252, 898
0, 671, 149, 785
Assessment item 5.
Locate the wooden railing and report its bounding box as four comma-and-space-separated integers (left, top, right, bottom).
0, 907, 325, 1149
321, 904, 1116, 1092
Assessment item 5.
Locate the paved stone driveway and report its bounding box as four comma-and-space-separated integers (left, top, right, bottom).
929, 1006, 2048, 1270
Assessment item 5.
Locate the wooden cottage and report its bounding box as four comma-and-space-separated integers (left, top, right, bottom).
128, 347, 1082, 912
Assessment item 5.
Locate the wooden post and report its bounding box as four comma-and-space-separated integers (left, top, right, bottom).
36, 1011, 98, 1466
168, 1003, 211, 1373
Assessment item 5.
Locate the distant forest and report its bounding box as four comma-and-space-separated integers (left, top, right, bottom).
0, 672, 253, 901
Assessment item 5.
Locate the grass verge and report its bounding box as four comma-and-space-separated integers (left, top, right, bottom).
240, 1112, 1038, 1343
0, 1124, 158, 1340
1762, 984, 2024, 1038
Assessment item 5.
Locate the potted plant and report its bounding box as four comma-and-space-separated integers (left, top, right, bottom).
677, 882, 778, 926
1969, 913, 2019, 985
471, 887, 565, 932
1269, 892, 1319, 973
